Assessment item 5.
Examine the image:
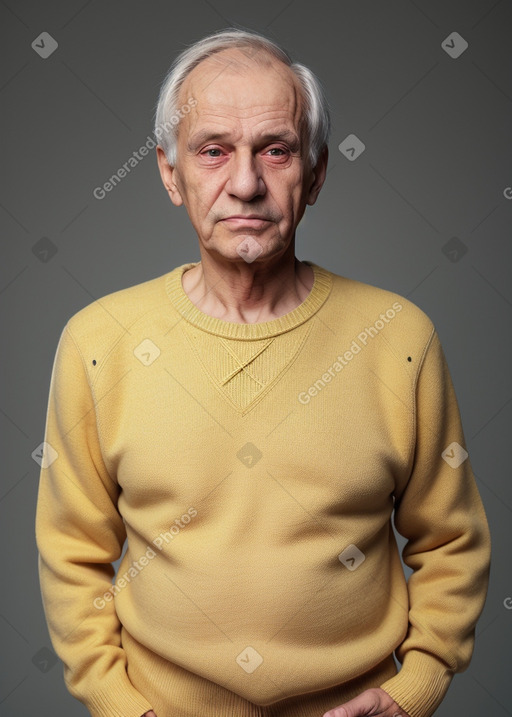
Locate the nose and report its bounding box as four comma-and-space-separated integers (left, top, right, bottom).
225, 150, 266, 201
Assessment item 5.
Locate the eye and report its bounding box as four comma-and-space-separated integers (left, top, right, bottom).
267, 147, 286, 156
202, 148, 222, 157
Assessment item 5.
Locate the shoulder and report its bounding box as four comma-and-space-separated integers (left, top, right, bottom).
312, 262, 437, 366
62, 265, 189, 361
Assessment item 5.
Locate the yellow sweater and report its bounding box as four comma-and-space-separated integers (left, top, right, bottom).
36, 260, 491, 717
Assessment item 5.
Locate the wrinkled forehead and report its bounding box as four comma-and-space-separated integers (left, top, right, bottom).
177, 48, 305, 133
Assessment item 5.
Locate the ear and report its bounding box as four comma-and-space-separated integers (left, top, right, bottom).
306, 145, 329, 206
156, 145, 183, 207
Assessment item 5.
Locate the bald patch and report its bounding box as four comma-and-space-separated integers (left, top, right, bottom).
202, 46, 276, 74
179, 48, 302, 110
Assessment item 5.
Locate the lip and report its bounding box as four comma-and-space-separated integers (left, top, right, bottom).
222, 216, 271, 229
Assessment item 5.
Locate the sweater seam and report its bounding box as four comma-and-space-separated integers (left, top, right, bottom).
87, 289, 171, 388
331, 293, 432, 486
180, 320, 315, 415
64, 323, 118, 488
403, 324, 437, 489
330, 293, 420, 381
241, 318, 315, 414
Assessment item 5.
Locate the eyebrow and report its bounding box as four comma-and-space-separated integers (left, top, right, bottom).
187, 128, 301, 152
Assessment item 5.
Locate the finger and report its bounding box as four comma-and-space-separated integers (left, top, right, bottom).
322, 708, 347, 717
323, 687, 388, 717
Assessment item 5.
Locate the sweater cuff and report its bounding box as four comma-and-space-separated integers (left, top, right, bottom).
379, 651, 453, 717
85, 677, 153, 717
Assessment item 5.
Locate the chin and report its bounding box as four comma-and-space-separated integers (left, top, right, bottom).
207, 231, 286, 262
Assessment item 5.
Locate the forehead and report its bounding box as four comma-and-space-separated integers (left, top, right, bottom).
178, 48, 304, 134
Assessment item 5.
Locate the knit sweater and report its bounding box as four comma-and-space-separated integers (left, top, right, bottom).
35, 260, 491, 717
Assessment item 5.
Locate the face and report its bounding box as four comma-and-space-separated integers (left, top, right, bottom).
156, 48, 328, 265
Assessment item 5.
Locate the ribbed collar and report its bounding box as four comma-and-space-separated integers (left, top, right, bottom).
165, 260, 333, 340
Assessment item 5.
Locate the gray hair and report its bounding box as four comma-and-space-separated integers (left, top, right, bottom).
153, 28, 331, 169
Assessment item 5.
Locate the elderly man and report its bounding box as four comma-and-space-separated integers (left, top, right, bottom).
36, 28, 490, 717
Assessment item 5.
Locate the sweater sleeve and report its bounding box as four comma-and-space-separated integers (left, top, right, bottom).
379, 328, 491, 717
35, 323, 153, 717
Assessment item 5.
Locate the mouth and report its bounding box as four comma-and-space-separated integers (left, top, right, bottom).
221, 216, 271, 229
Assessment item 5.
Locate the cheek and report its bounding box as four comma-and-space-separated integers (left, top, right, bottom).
185, 179, 219, 218
277, 183, 304, 218
272, 169, 304, 203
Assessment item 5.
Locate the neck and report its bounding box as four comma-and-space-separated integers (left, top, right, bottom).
181, 245, 314, 324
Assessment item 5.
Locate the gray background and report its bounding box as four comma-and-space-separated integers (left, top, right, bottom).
1, 0, 511, 715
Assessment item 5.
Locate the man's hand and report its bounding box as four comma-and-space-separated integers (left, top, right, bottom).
322, 687, 412, 717
142, 711, 157, 717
